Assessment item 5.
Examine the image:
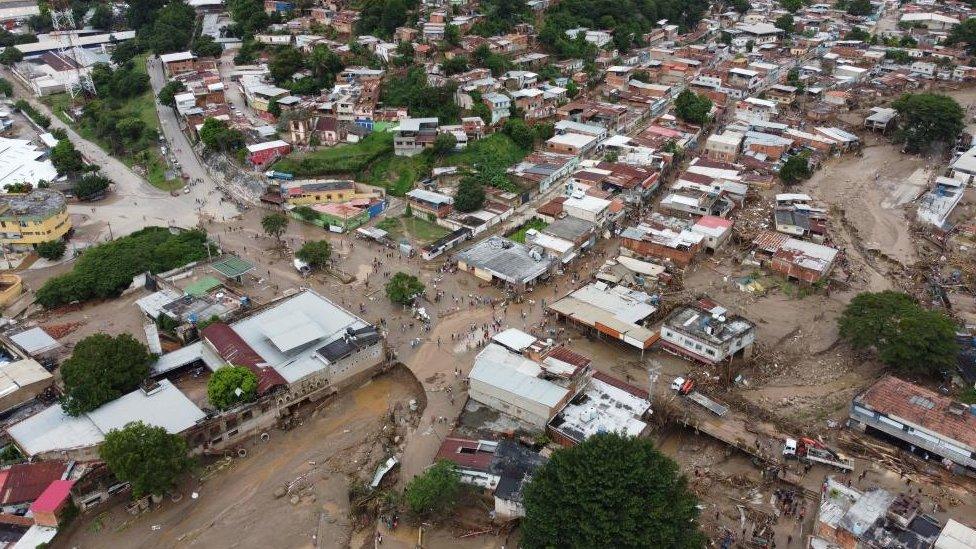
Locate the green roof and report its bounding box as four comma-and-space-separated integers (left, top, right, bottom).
184, 276, 222, 297
211, 256, 255, 279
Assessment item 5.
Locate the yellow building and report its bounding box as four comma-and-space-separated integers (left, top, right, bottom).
0, 189, 71, 248
280, 179, 383, 206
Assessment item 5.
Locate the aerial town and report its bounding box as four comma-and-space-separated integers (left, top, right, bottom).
0, 0, 974, 546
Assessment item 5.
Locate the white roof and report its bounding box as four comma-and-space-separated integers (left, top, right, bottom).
564, 194, 611, 213
547, 132, 597, 149
935, 520, 976, 549
8, 379, 204, 456
779, 237, 838, 273
469, 344, 569, 408
0, 137, 58, 187
952, 145, 976, 173
135, 289, 183, 319
160, 51, 196, 63
707, 131, 744, 146
526, 229, 574, 254
492, 328, 537, 352
900, 12, 959, 24
552, 376, 649, 440
13, 526, 58, 549
10, 327, 60, 355
260, 309, 328, 353
406, 188, 453, 205
246, 140, 290, 153
570, 283, 656, 324
14, 31, 135, 54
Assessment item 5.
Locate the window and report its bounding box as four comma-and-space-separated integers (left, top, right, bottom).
706, 349, 715, 356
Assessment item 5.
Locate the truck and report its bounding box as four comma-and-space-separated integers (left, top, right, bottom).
670, 377, 730, 417
265, 170, 294, 180
783, 437, 853, 472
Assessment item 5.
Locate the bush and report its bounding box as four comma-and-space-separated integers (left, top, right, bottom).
36, 227, 212, 308
74, 173, 111, 200
207, 366, 258, 410
404, 460, 461, 517
14, 99, 50, 129
36, 240, 67, 260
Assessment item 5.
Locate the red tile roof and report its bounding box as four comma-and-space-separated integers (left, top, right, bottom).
857, 376, 976, 450
435, 438, 495, 472
201, 323, 287, 395
29, 480, 74, 514
0, 462, 67, 506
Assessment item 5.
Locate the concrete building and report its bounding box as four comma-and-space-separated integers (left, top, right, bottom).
704, 131, 744, 163
562, 194, 611, 226
394, 118, 439, 156
548, 371, 651, 446
620, 222, 704, 267
455, 236, 555, 291
0, 335, 53, 415
0, 138, 58, 190
850, 376, 976, 472
659, 298, 756, 365
752, 230, 838, 283
405, 188, 454, 220
950, 145, 976, 185
548, 282, 659, 351
246, 140, 292, 168
545, 133, 599, 157
690, 215, 733, 251
0, 189, 71, 248
159, 51, 198, 77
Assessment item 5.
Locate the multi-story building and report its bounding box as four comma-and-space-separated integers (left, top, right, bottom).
405, 189, 454, 220
0, 189, 71, 248
660, 299, 756, 364
394, 118, 439, 156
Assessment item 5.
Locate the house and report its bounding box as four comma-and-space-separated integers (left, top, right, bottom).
704, 131, 743, 162
455, 236, 555, 291
509, 152, 579, 193
434, 437, 545, 519
734, 22, 784, 45
690, 215, 733, 251
394, 118, 438, 156
0, 461, 68, 509
619, 221, 703, 267
548, 371, 651, 446
246, 140, 292, 168
240, 78, 290, 114
734, 97, 777, 122
864, 107, 897, 132
950, 145, 976, 185
545, 132, 598, 157
562, 194, 611, 226
660, 189, 735, 218
406, 188, 454, 220
547, 282, 659, 351
0, 188, 71, 249
849, 376, 976, 472
482, 92, 511, 125
468, 341, 587, 428
752, 230, 838, 283
421, 227, 471, 260
160, 51, 197, 77
917, 177, 965, 230
29, 480, 75, 527
773, 194, 828, 242
659, 298, 756, 364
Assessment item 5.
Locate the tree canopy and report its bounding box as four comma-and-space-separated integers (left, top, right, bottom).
60, 334, 153, 415
261, 213, 289, 244
381, 67, 460, 123
891, 93, 964, 153
157, 80, 186, 107
74, 173, 111, 200
774, 14, 795, 34
948, 18, 976, 55
404, 460, 462, 517
454, 175, 486, 212
199, 118, 246, 153
99, 421, 189, 498
522, 433, 704, 548
779, 154, 811, 185
846, 0, 873, 16
838, 291, 958, 377
674, 89, 712, 125
36, 240, 67, 261
296, 240, 332, 269
207, 366, 259, 410
385, 272, 425, 305
51, 139, 86, 176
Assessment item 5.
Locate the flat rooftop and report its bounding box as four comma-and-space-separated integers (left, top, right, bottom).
0, 189, 66, 221
665, 304, 754, 346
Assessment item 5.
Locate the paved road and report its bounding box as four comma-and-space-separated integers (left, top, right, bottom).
145, 56, 240, 221
3, 68, 229, 240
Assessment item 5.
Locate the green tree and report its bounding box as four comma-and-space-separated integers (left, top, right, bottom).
51, 139, 85, 176
845, 27, 871, 41
846, 0, 873, 15
947, 18, 976, 55
779, 154, 810, 185
504, 118, 535, 150
207, 366, 259, 410
269, 47, 304, 84
674, 89, 712, 125
0, 46, 22, 65
192, 35, 223, 58
199, 118, 246, 153
261, 212, 289, 245
74, 174, 111, 199
60, 334, 152, 415
522, 433, 703, 548
111, 40, 140, 65
433, 132, 457, 156
385, 271, 425, 305
99, 421, 189, 498
891, 93, 964, 153
90, 3, 114, 30
441, 55, 468, 75
404, 460, 461, 517
731, 0, 751, 13
293, 205, 318, 221
36, 240, 67, 260
296, 240, 332, 270
566, 80, 579, 98
0, 77, 13, 97
454, 175, 485, 212
3, 182, 31, 193
774, 14, 794, 34
838, 291, 958, 376
780, 0, 802, 12
143, 0, 196, 54
157, 80, 186, 107
445, 23, 461, 46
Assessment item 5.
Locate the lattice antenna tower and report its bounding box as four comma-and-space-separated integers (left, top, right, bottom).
50, 8, 96, 98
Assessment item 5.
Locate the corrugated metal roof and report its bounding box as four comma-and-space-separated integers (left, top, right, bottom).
0, 461, 67, 506
202, 323, 287, 395
470, 344, 568, 408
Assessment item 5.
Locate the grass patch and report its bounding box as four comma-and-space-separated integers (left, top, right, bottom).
275, 132, 395, 177
366, 152, 430, 196
508, 218, 548, 243
42, 56, 181, 191
375, 216, 449, 244
440, 133, 527, 170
